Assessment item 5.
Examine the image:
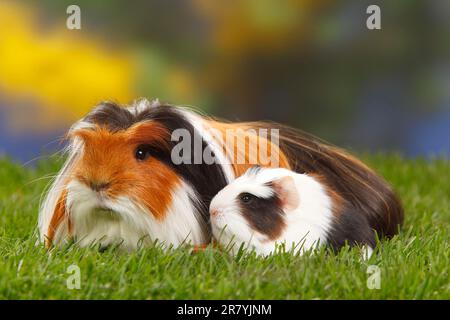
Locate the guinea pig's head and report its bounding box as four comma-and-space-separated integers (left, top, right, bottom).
41, 100, 222, 248
209, 166, 300, 250
68, 122, 176, 219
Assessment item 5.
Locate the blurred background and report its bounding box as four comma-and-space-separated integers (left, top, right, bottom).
1, 0, 449, 163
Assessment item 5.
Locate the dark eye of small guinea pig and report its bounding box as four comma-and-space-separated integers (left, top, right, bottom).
239, 193, 256, 204
135, 144, 153, 161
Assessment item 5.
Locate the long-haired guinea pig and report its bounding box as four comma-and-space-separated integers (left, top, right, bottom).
39, 98, 402, 252
209, 166, 376, 257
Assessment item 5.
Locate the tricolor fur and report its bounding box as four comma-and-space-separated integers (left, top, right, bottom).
209, 167, 376, 256
38, 99, 403, 250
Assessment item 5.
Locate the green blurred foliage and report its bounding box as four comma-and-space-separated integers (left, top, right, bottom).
6, 0, 450, 149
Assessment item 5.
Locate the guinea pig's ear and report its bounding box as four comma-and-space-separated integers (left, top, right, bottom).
272, 176, 299, 212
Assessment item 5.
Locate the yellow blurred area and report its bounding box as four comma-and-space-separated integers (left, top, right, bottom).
0, 1, 136, 130
0, 0, 330, 132
194, 0, 328, 54
191, 0, 331, 102
0, 0, 445, 159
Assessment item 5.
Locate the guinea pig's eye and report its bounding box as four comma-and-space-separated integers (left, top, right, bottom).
135, 144, 152, 161
239, 193, 255, 204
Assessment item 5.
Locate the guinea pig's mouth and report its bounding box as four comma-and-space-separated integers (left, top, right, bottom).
92, 206, 119, 218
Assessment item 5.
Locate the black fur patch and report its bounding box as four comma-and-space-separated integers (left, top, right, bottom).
249, 122, 404, 239
326, 202, 376, 251
238, 192, 286, 240
82, 101, 229, 237
84, 102, 135, 131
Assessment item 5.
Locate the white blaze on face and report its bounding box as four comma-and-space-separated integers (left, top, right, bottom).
209, 168, 279, 254
209, 167, 335, 256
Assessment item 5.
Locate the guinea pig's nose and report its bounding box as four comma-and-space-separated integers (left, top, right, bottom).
89, 180, 110, 192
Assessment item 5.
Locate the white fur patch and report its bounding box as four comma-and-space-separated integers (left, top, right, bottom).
38, 137, 83, 242
210, 168, 334, 256
59, 179, 207, 250
127, 98, 160, 115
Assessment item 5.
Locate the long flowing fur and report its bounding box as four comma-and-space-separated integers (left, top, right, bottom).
38, 99, 403, 248
202, 119, 403, 238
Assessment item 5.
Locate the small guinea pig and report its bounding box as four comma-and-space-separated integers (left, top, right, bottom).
209, 166, 376, 257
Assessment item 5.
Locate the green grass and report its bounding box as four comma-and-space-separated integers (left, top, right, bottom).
0, 155, 448, 299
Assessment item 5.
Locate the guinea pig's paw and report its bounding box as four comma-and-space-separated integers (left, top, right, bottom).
191, 243, 208, 253
190, 243, 220, 254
